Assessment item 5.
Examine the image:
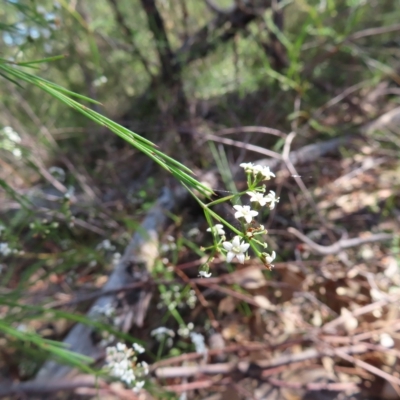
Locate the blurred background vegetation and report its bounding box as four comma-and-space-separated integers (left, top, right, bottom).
1, 0, 400, 399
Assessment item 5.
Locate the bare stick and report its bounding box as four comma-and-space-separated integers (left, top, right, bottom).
288, 227, 393, 255
35, 187, 180, 380
205, 133, 282, 160
335, 349, 400, 387
155, 344, 369, 379
323, 294, 400, 332
215, 126, 287, 138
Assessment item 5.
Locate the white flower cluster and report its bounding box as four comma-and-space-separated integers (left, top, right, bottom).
151, 326, 175, 347
190, 332, 207, 354
178, 322, 194, 338
202, 163, 279, 272
157, 285, 197, 310
92, 303, 116, 318
239, 162, 275, 180
247, 190, 279, 210
0, 242, 19, 257
93, 75, 108, 87
91, 304, 119, 347
0, 126, 22, 158
0, 242, 12, 257
105, 343, 148, 393
160, 235, 177, 253
96, 239, 116, 251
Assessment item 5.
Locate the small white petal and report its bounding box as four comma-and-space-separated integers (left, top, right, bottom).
207, 224, 225, 236
243, 214, 251, 223
116, 343, 126, 352
231, 236, 241, 247
240, 162, 255, 171
133, 343, 145, 354
264, 190, 280, 210
253, 166, 275, 180
236, 253, 245, 264
226, 251, 234, 263
239, 242, 250, 253
247, 191, 268, 206
222, 241, 233, 251
264, 250, 276, 265
199, 270, 212, 278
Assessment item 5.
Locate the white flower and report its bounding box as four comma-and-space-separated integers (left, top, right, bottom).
263, 251, 276, 265
12, 148, 21, 158
207, 224, 225, 236
233, 205, 258, 223
140, 361, 149, 375
252, 165, 275, 180
151, 327, 175, 340
247, 191, 268, 206
178, 322, 194, 338
240, 163, 276, 181
190, 332, 207, 354
187, 227, 200, 237
3, 126, 21, 143
96, 239, 115, 251
133, 380, 145, 392
199, 270, 212, 278
116, 343, 127, 352
0, 242, 12, 256
121, 369, 136, 385
93, 75, 108, 87
240, 162, 256, 172
92, 303, 115, 318
264, 190, 280, 210
133, 343, 145, 354
222, 236, 250, 264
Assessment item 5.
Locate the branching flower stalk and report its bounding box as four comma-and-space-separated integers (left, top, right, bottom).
195, 162, 280, 276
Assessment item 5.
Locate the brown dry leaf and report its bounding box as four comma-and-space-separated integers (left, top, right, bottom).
218, 296, 237, 314
278, 264, 305, 301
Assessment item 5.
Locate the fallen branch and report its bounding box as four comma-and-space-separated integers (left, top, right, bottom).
288, 227, 393, 255
267, 378, 358, 392
155, 344, 369, 379
323, 294, 400, 332
335, 349, 400, 387
35, 186, 182, 380
252, 135, 354, 171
